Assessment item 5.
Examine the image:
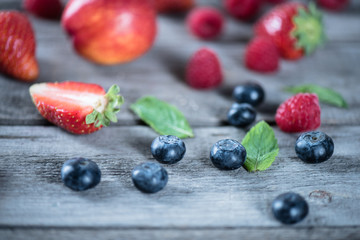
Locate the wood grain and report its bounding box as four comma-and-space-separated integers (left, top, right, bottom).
0, 0, 360, 239
1, 227, 360, 240
0, 125, 359, 227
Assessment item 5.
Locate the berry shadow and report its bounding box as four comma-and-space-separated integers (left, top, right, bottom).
154, 46, 187, 84
33, 157, 64, 184
257, 101, 278, 115
216, 83, 237, 100
124, 133, 155, 159
36, 58, 63, 83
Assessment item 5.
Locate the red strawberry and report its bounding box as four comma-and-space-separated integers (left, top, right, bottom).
24, 0, 63, 19
317, 0, 349, 11
0, 11, 38, 81
186, 48, 223, 89
223, 0, 263, 21
155, 0, 194, 13
29, 82, 124, 135
186, 7, 224, 40
275, 93, 321, 133
255, 2, 326, 60
245, 36, 279, 73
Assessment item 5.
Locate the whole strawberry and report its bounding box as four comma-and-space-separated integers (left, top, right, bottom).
255, 2, 326, 60
276, 93, 321, 133
29, 82, 124, 134
24, 0, 63, 19
186, 48, 223, 89
0, 11, 38, 81
245, 36, 279, 73
317, 0, 349, 12
224, 0, 263, 21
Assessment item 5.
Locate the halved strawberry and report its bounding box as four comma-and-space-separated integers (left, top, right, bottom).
255, 2, 326, 60
29, 82, 124, 134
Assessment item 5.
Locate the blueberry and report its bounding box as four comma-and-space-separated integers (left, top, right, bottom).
233, 83, 265, 106
151, 135, 186, 164
61, 158, 101, 191
295, 131, 334, 164
131, 162, 168, 193
227, 103, 256, 128
210, 139, 246, 170
272, 192, 309, 224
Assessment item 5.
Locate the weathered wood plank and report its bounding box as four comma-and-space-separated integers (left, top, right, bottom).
0, 125, 359, 227
1, 227, 359, 240
0, 0, 359, 238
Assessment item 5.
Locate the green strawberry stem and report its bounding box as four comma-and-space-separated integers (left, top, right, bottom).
86, 85, 124, 128
292, 2, 326, 55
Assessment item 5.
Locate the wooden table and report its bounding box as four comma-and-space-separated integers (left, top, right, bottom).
1, 1, 360, 239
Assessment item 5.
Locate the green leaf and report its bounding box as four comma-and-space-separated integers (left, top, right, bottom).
284, 84, 348, 108
85, 84, 124, 127
292, 2, 326, 55
241, 121, 279, 172
130, 96, 194, 139
85, 111, 97, 124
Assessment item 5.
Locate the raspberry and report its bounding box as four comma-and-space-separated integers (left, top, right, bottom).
186, 48, 223, 89
186, 7, 224, 40
224, 0, 263, 21
245, 37, 280, 73
317, 0, 349, 12
265, 0, 287, 4
24, 0, 63, 19
275, 93, 321, 133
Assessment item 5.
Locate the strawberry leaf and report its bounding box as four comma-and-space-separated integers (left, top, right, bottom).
85, 111, 97, 124
241, 121, 279, 172
284, 84, 348, 108
292, 2, 326, 55
130, 96, 194, 139
85, 85, 124, 127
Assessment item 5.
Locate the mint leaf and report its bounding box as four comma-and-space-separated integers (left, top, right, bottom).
284, 84, 348, 108
130, 96, 194, 139
241, 121, 279, 172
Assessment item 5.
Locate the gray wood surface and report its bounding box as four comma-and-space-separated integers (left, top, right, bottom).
0, 0, 360, 239
1, 227, 360, 240
0, 126, 359, 233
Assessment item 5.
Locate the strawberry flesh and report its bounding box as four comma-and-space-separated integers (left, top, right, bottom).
30, 82, 109, 135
